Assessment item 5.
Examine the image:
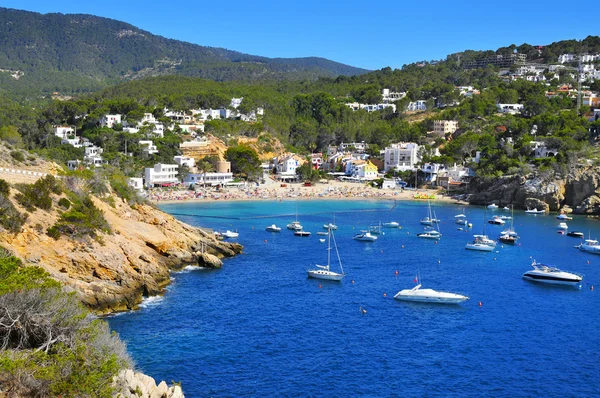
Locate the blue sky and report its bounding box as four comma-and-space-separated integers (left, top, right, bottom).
1, 0, 595, 70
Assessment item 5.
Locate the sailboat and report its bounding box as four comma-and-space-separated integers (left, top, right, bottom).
307, 229, 345, 281
498, 205, 518, 244
420, 201, 436, 225
466, 207, 496, 251
287, 203, 303, 230
323, 213, 338, 230
417, 206, 441, 239
369, 221, 383, 235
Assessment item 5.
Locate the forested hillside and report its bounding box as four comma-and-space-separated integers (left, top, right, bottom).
0, 7, 368, 97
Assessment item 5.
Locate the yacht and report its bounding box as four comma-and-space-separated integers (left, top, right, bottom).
466, 235, 495, 251
498, 232, 517, 245
567, 231, 584, 238
417, 227, 442, 240
557, 213, 572, 220
382, 221, 400, 228
576, 239, 600, 254
557, 222, 569, 230
473, 235, 497, 246
455, 213, 468, 226
523, 260, 582, 286
503, 206, 510, 211
265, 224, 281, 232
294, 230, 311, 237
287, 221, 303, 231
488, 216, 505, 225
394, 284, 469, 304
221, 230, 239, 238
487, 203, 498, 209
353, 231, 378, 242
525, 208, 546, 214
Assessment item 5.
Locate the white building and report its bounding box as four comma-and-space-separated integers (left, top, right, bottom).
384, 142, 420, 172
231, 98, 243, 109
128, 178, 144, 191
558, 54, 576, 64
497, 104, 524, 114
433, 120, 459, 136
173, 155, 196, 169
421, 163, 444, 183
530, 141, 558, 158
382, 89, 406, 103
53, 126, 74, 140
406, 100, 427, 111
139, 140, 159, 156
144, 164, 179, 187
99, 114, 122, 128
185, 172, 234, 186
61, 137, 83, 148
344, 102, 396, 113
339, 142, 369, 153
276, 154, 303, 176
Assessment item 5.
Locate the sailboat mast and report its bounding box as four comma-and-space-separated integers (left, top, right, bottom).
331, 230, 344, 275
327, 229, 332, 268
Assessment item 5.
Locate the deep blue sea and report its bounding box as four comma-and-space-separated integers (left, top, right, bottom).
108, 200, 600, 397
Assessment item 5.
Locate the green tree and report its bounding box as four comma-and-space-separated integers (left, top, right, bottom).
225, 144, 261, 180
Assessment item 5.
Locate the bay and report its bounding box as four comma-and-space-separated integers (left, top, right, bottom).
108, 200, 600, 397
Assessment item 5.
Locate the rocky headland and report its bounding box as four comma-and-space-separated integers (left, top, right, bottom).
0, 190, 242, 314
467, 166, 600, 214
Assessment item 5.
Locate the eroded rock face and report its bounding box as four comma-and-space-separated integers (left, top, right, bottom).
0, 196, 242, 314
467, 166, 600, 214
113, 369, 185, 398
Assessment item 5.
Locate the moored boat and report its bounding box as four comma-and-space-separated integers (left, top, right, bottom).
488, 216, 505, 225
265, 224, 281, 232
307, 229, 345, 281
353, 231, 377, 241
567, 231, 584, 238
394, 275, 468, 304
294, 230, 311, 237
382, 221, 399, 228
487, 203, 498, 209
557, 213, 572, 220
525, 208, 546, 214
221, 230, 239, 238
557, 222, 568, 230
575, 239, 600, 254
522, 260, 582, 286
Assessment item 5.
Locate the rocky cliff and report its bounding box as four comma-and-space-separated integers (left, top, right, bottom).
0, 192, 242, 314
468, 165, 600, 214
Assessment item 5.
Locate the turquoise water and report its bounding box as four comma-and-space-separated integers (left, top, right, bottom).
108, 200, 600, 397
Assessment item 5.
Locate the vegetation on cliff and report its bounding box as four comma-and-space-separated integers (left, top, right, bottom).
0, 251, 132, 397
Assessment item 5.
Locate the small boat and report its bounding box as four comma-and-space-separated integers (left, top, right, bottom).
394, 274, 468, 304
473, 234, 497, 247
221, 230, 239, 238
499, 215, 512, 220
369, 222, 383, 235
525, 208, 546, 214
487, 203, 498, 209
323, 214, 338, 230
498, 233, 517, 244
465, 239, 495, 251
307, 230, 345, 281
455, 213, 467, 226
265, 224, 281, 232
557, 222, 569, 230
287, 221, 303, 231
503, 206, 510, 211
417, 227, 442, 240
557, 213, 572, 220
567, 231, 584, 238
382, 221, 399, 228
522, 260, 582, 286
294, 230, 311, 237
353, 231, 377, 242
576, 239, 600, 254
319, 239, 326, 243
316, 231, 329, 236
488, 216, 505, 225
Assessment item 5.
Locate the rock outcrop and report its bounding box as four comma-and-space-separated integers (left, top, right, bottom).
467, 166, 600, 214
113, 369, 184, 398
0, 195, 242, 314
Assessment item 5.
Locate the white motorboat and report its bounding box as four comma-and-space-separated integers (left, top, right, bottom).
487, 203, 498, 209
394, 284, 468, 304
353, 231, 378, 242
522, 260, 582, 286
265, 224, 281, 232
316, 231, 329, 236
499, 215, 512, 220
525, 208, 546, 214
417, 227, 442, 239
567, 231, 584, 238
576, 239, 600, 254
221, 230, 239, 238
369, 222, 383, 235
319, 239, 326, 243
287, 221, 303, 231
557, 222, 569, 230
557, 213, 572, 220
382, 221, 399, 228
455, 214, 468, 225
307, 230, 345, 281
503, 206, 510, 211
488, 216, 505, 225
294, 230, 311, 237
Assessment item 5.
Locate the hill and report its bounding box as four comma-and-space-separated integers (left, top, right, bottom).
0, 7, 368, 97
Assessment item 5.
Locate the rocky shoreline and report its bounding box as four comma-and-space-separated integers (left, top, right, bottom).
466, 166, 600, 214
0, 194, 242, 314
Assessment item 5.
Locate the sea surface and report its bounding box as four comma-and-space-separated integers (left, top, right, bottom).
108, 200, 600, 397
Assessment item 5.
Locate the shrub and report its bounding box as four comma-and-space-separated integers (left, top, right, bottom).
9, 151, 24, 162
0, 179, 9, 196
47, 226, 61, 240
52, 194, 110, 239
0, 190, 27, 233
14, 175, 62, 212
0, 256, 132, 397
58, 197, 71, 209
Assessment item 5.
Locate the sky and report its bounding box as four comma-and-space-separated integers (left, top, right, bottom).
1, 0, 595, 71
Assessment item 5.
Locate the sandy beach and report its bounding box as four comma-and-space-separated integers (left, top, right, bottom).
149, 180, 465, 205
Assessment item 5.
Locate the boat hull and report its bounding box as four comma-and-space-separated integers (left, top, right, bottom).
465, 243, 494, 251
522, 273, 581, 286
307, 270, 344, 281
417, 233, 441, 240
394, 292, 468, 304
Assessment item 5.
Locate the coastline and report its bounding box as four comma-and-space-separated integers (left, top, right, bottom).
149, 181, 466, 206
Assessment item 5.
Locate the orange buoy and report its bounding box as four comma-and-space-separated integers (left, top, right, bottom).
395, 270, 399, 275
383, 293, 387, 297
478, 301, 483, 307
